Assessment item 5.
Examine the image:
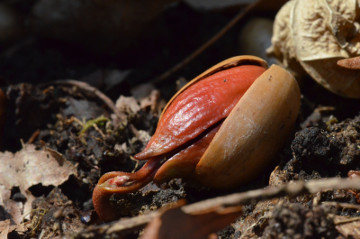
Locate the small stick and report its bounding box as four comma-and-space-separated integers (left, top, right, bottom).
75, 177, 360, 238
334, 217, 360, 225
322, 201, 360, 210
27, 129, 40, 144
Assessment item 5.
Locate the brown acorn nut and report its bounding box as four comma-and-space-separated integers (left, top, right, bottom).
151, 56, 301, 188
92, 56, 300, 221
195, 63, 301, 189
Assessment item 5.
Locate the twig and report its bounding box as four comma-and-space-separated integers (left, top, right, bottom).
322, 201, 360, 210
153, 0, 264, 84
183, 177, 360, 212
334, 217, 360, 225
27, 129, 40, 144
75, 177, 360, 238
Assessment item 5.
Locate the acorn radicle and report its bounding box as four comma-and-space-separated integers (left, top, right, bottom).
93, 56, 301, 221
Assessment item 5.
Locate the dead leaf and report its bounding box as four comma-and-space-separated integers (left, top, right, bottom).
115, 95, 141, 116
270, 0, 360, 98
139, 90, 161, 112
0, 220, 10, 239
131, 84, 165, 114
0, 144, 77, 224
334, 215, 360, 238
0, 219, 26, 239
141, 202, 242, 239
0, 185, 22, 225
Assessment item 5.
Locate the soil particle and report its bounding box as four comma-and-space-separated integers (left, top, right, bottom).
328, 115, 360, 166
288, 127, 342, 179
4, 83, 61, 150
109, 179, 187, 218
27, 188, 84, 239
262, 203, 339, 239
282, 113, 360, 181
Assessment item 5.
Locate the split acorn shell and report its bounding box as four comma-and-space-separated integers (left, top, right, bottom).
153, 55, 301, 189
92, 56, 301, 222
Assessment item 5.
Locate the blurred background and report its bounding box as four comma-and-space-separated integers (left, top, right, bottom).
0, 0, 286, 99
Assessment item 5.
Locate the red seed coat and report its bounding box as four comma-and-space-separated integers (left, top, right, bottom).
135, 65, 266, 160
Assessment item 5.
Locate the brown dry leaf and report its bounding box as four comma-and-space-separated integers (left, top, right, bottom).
0, 220, 10, 239
0, 219, 26, 239
140, 203, 242, 239
115, 95, 141, 116
268, 1, 296, 68
115, 90, 165, 117
131, 83, 165, 114
139, 90, 165, 115
0, 144, 76, 223
270, 0, 360, 98
139, 90, 160, 110
0, 185, 22, 225
334, 215, 360, 238
292, 0, 353, 61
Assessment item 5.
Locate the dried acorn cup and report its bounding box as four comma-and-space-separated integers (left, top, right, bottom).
93, 55, 301, 221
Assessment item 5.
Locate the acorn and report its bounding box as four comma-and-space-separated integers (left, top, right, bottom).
93, 56, 301, 221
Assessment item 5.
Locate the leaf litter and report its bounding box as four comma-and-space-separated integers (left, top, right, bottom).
0, 144, 77, 222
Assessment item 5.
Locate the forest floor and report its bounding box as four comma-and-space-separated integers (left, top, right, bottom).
0, 1, 360, 238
